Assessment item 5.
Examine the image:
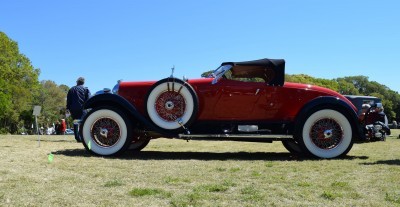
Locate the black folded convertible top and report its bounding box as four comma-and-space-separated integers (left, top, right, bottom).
221, 58, 285, 68
221, 58, 285, 86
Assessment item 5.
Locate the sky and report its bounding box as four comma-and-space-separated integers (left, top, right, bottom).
1, 1, 399, 93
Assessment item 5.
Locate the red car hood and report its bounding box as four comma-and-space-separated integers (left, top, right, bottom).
284, 82, 357, 111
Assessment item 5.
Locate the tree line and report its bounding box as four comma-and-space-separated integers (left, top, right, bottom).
0, 32, 70, 134
1, 31, 399, 134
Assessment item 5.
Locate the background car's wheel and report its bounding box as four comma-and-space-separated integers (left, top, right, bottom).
282, 140, 303, 154
145, 78, 199, 132
81, 107, 132, 156
296, 109, 353, 159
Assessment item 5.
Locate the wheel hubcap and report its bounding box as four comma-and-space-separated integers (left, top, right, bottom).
100, 128, 108, 138
323, 129, 333, 138
165, 101, 175, 110
91, 117, 121, 147
155, 91, 186, 122
310, 118, 343, 150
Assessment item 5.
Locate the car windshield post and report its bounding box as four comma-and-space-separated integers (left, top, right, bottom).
211, 65, 232, 84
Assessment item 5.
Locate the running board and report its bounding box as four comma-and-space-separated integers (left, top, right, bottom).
178, 134, 293, 143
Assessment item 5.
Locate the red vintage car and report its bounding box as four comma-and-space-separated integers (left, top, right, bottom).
80, 58, 388, 158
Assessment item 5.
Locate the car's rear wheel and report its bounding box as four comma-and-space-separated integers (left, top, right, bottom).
145, 78, 198, 132
81, 107, 132, 156
128, 136, 150, 151
282, 140, 303, 154
297, 109, 353, 159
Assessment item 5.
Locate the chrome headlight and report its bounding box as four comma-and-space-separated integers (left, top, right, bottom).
112, 80, 121, 94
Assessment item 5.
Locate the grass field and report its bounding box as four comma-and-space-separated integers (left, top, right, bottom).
1, 130, 400, 206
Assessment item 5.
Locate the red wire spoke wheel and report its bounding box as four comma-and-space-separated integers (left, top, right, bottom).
91, 117, 121, 147
154, 91, 186, 122
146, 78, 198, 131
309, 118, 344, 150
81, 107, 132, 156
298, 109, 353, 158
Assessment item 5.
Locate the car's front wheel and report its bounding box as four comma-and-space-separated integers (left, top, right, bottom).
81, 107, 132, 156
297, 109, 353, 159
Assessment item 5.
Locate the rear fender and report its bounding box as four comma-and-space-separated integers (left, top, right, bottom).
84, 93, 174, 137
294, 96, 365, 141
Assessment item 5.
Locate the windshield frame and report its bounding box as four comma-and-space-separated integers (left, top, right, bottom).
210, 65, 233, 84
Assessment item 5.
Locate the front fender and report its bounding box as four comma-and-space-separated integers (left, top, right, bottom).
294, 96, 365, 141
84, 93, 174, 137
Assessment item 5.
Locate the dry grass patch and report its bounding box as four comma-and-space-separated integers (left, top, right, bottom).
0, 130, 399, 206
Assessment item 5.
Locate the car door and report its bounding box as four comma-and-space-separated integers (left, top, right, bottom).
213, 79, 265, 120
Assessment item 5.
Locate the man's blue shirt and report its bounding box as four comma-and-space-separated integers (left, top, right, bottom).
67, 85, 90, 110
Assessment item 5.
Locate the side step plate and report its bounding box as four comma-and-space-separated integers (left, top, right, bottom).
178, 134, 293, 142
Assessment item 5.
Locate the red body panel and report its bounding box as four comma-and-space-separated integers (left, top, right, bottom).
118, 78, 357, 122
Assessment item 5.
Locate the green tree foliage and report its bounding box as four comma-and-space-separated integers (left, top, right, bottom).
336, 76, 370, 94
201, 70, 213, 78
0, 32, 40, 133
336, 79, 360, 95
59, 84, 70, 94
34, 80, 69, 128
285, 74, 341, 91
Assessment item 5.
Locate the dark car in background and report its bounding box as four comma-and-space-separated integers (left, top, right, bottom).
344, 95, 388, 125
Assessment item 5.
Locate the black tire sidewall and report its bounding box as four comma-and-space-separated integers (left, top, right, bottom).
127, 139, 150, 151
282, 140, 303, 154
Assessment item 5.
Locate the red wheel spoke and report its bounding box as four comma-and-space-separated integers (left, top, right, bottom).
154, 90, 186, 122
91, 117, 121, 147
309, 118, 343, 150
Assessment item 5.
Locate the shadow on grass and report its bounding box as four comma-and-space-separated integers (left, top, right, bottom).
54, 149, 369, 161
361, 159, 400, 166
34, 139, 75, 143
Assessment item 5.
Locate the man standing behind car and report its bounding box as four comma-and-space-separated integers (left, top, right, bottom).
66, 77, 91, 142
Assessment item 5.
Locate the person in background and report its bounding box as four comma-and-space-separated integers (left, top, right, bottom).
55, 121, 60, 135
60, 119, 66, 135
66, 77, 91, 142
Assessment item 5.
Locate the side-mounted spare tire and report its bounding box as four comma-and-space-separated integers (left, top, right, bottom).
295, 108, 354, 159
145, 78, 199, 132
80, 106, 133, 156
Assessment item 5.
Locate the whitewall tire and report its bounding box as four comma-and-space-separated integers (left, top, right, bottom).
299, 109, 353, 159
81, 107, 132, 156
146, 78, 198, 131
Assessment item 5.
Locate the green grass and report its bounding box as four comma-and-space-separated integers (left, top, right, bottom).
129, 188, 171, 197
0, 129, 399, 206
386, 192, 400, 204
103, 179, 124, 187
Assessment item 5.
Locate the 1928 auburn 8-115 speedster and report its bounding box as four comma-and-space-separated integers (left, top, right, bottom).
79, 58, 390, 158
